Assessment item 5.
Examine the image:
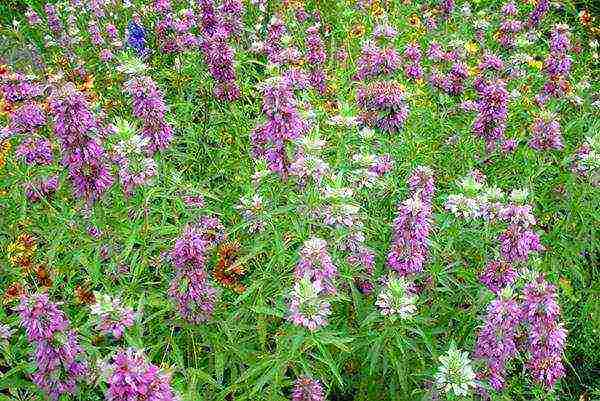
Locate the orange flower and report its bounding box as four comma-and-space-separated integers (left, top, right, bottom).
579, 10, 592, 26
4, 282, 25, 303
349, 24, 365, 38
213, 242, 245, 293
75, 285, 96, 305
408, 14, 421, 28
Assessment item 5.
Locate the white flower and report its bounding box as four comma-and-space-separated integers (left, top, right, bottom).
376, 276, 417, 318
509, 188, 529, 203
435, 346, 477, 397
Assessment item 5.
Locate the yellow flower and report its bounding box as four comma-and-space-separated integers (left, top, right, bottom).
527, 59, 543, 70
465, 42, 478, 54
371, 1, 384, 17
467, 65, 479, 77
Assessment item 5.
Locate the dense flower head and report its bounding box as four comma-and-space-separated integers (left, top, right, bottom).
529, 113, 564, 151
356, 80, 409, 133
127, 20, 147, 57
475, 291, 521, 390
295, 237, 338, 295
200, 33, 240, 101
355, 41, 400, 80
16, 293, 87, 401
63, 139, 114, 202
528, 0, 549, 27
6, 102, 46, 135
50, 83, 98, 153
472, 79, 509, 152
435, 346, 477, 397
90, 293, 136, 339
15, 137, 53, 165
498, 224, 544, 262
24, 175, 59, 203
288, 277, 332, 331
251, 76, 309, 175
375, 275, 417, 318
112, 132, 158, 196
104, 348, 179, 401
1, 73, 44, 103
124, 75, 174, 153
306, 25, 327, 93
292, 376, 326, 401
479, 260, 518, 294
521, 275, 567, 388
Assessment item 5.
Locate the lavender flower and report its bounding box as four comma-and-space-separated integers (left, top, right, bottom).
357, 81, 409, 133
521, 275, 567, 388
387, 167, 435, 276
17, 293, 87, 401
498, 224, 543, 263
15, 137, 53, 165
50, 84, 113, 202
355, 41, 399, 81
474, 290, 521, 390
306, 25, 327, 94
529, 113, 564, 151
168, 218, 223, 324
24, 175, 59, 203
124, 76, 174, 153
250, 76, 309, 175
90, 293, 136, 339
292, 376, 326, 401
528, 0, 549, 27
200, 33, 240, 101
294, 238, 338, 295
479, 260, 518, 294
6, 102, 46, 135
471, 80, 510, 152
103, 348, 179, 401
288, 277, 332, 331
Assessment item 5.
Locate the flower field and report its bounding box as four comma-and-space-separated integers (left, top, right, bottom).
0, 0, 599, 400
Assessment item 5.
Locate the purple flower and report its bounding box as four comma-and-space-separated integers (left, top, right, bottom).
498, 224, 544, 263
15, 137, 53, 165
471, 80, 509, 152
124, 76, 174, 153
168, 218, 223, 324
529, 114, 564, 151
16, 293, 87, 401
44, 4, 63, 35
387, 167, 435, 276
91, 294, 136, 339
521, 275, 567, 388
63, 140, 114, 202
474, 292, 521, 390
355, 41, 400, 81
306, 25, 327, 94
528, 0, 549, 27
479, 260, 518, 294
104, 348, 179, 401
294, 238, 338, 295
291, 376, 326, 401
24, 175, 59, 203
7, 102, 46, 135
357, 81, 409, 133
288, 278, 332, 331
26, 7, 42, 25
200, 33, 240, 101
251, 76, 309, 175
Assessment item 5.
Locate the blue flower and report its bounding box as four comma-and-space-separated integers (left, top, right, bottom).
127, 21, 147, 56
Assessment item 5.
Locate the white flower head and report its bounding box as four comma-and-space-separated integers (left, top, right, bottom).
435, 345, 476, 397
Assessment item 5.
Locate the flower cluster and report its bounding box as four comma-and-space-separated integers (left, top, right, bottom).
168, 217, 224, 324
356, 80, 409, 133
124, 75, 174, 154
305, 25, 327, 94
111, 120, 158, 196
570, 131, 599, 185
50, 84, 113, 203
403, 42, 423, 80
17, 293, 87, 400
387, 166, 435, 277
251, 75, 309, 175
291, 376, 326, 401
289, 238, 337, 331
24, 175, 59, 203
103, 348, 179, 401
521, 275, 567, 388
469, 79, 511, 153
435, 345, 477, 397
375, 274, 418, 318
90, 293, 136, 339
539, 24, 572, 104
355, 41, 399, 81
